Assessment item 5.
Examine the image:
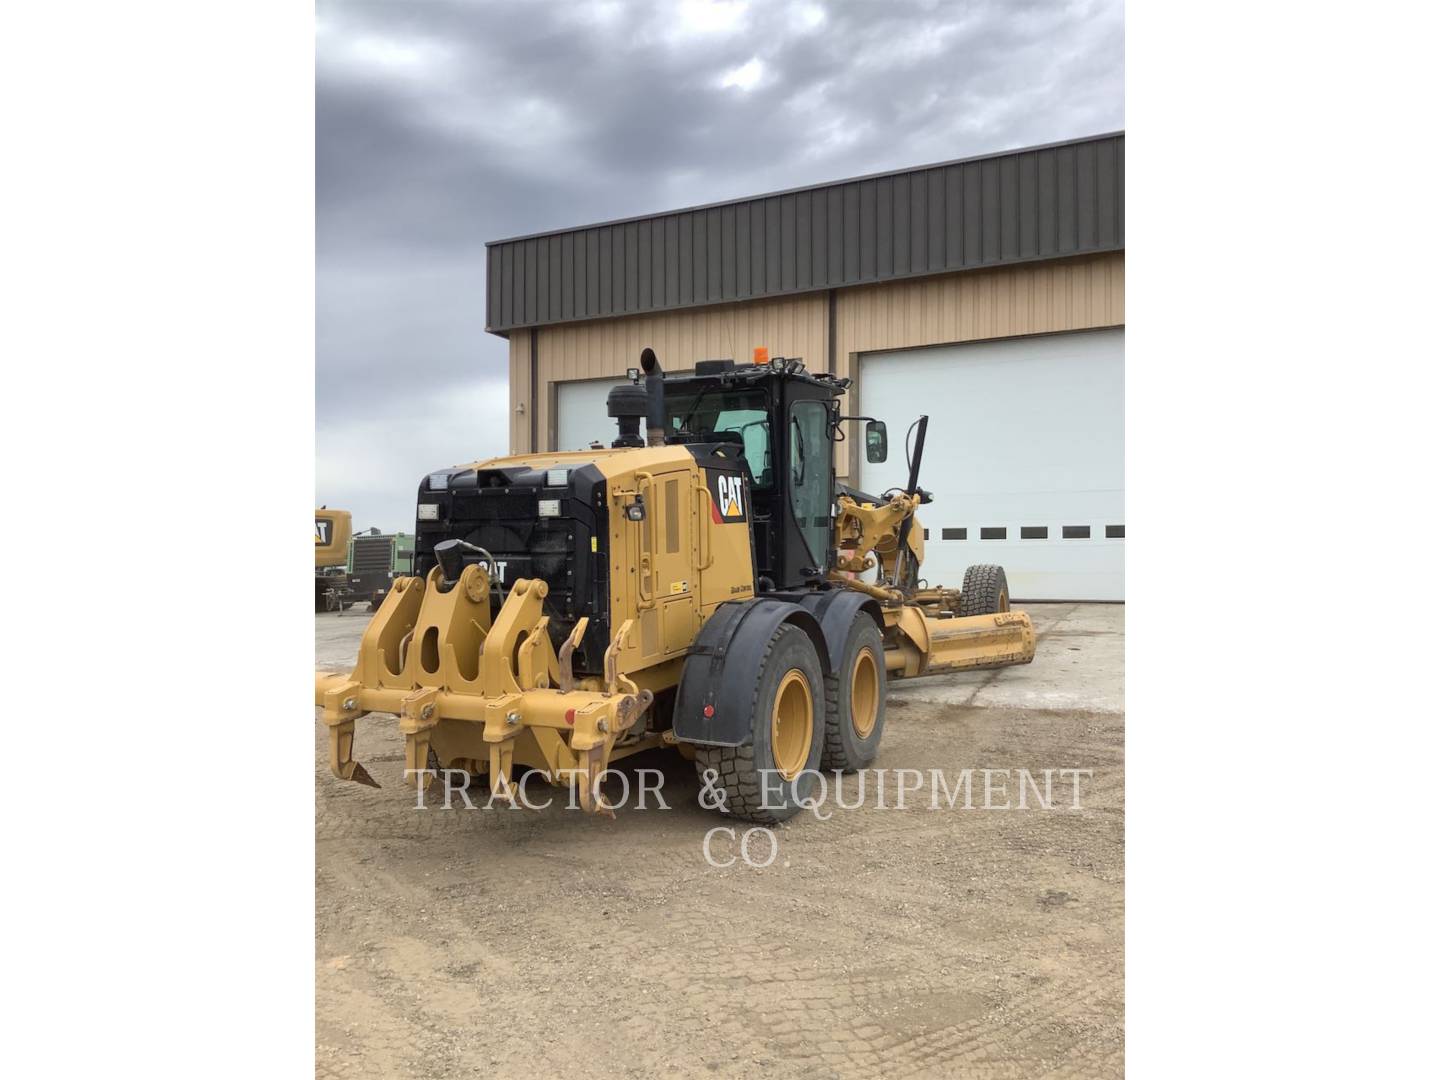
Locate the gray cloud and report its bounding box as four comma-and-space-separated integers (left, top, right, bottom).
317, 0, 1123, 531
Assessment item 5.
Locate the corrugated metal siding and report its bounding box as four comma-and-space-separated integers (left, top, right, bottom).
487, 133, 1123, 334
835, 252, 1124, 375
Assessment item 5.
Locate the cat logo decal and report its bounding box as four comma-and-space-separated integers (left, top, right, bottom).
707, 471, 748, 524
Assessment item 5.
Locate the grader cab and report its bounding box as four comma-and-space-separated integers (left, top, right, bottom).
316, 348, 1035, 820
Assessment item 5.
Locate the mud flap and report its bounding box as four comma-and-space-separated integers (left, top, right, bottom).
672, 598, 827, 747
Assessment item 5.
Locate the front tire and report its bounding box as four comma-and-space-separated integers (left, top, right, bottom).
821, 616, 887, 772
694, 623, 825, 823
958, 564, 1011, 616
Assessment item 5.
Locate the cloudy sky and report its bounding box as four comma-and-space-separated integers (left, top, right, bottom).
317, 0, 1124, 531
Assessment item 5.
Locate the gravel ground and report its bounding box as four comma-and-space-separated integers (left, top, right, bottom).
316, 602, 1124, 1078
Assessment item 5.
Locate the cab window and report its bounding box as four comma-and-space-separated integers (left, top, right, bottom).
664, 387, 773, 489
713, 409, 770, 488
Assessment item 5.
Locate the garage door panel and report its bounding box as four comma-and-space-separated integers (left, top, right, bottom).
555, 378, 627, 452
861, 328, 1124, 601
926, 537, 1123, 586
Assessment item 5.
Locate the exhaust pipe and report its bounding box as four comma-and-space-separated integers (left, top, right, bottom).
640, 347, 665, 447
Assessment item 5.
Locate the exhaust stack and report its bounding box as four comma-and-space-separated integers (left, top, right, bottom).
640, 347, 665, 447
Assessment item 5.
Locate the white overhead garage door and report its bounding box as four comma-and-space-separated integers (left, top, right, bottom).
858, 328, 1124, 601
554, 378, 628, 453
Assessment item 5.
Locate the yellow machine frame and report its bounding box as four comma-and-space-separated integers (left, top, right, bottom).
317, 444, 1033, 814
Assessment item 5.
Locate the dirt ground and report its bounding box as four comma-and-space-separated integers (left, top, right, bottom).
316, 602, 1124, 1078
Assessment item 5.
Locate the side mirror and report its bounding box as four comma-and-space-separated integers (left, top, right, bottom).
865, 420, 888, 463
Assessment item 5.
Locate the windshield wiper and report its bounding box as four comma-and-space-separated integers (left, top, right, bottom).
675, 383, 721, 435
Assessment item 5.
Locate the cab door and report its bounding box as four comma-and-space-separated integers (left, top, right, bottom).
785, 399, 835, 579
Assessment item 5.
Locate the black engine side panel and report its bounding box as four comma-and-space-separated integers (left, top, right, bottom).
411, 463, 612, 676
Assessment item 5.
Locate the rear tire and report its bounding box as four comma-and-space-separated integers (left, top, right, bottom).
821, 617, 887, 772
694, 623, 824, 823
958, 564, 1010, 616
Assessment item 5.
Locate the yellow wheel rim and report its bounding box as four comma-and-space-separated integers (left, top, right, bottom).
851, 648, 879, 739
998, 586, 1009, 612
770, 669, 813, 781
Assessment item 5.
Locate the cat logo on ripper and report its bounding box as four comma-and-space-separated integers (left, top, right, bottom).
707, 471, 748, 524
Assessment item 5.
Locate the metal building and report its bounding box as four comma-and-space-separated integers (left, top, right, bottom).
485, 132, 1125, 601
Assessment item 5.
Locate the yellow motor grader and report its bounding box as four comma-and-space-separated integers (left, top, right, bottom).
315, 349, 1035, 821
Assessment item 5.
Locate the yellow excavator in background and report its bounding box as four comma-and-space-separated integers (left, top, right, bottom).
314, 507, 352, 612
316, 348, 1034, 821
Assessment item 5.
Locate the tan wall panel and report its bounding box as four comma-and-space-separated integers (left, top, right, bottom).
507, 329, 532, 454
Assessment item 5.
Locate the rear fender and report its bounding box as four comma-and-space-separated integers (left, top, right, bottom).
672, 598, 827, 747
794, 590, 884, 669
